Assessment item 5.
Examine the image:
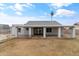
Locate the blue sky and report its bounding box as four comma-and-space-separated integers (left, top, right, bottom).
0, 3, 79, 26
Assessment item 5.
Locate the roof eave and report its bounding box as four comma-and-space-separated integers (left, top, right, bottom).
12, 24, 74, 27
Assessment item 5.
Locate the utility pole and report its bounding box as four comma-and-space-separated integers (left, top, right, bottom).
50, 11, 54, 22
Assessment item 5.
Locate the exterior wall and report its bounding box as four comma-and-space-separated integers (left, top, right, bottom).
11, 26, 34, 37
24, 28, 29, 35
46, 27, 58, 36
17, 27, 29, 36
17, 27, 24, 36
11, 26, 17, 37
17, 27, 33, 36
11, 26, 64, 37
11, 26, 75, 38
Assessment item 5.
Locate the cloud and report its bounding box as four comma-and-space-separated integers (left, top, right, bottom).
50, 3, 72, 9
49, 3, 76, 18
9, 3, 34, 11
14, 3, 23, 11
0, 12, 77, 26
8, 3, 34, 16
0, 7, 4, 10
22, 3, 33, 8
9, 3, 24, 11
0, 15, 49, 26
0, 4, 6, 10
16, 11, 22, 15
0, 12, 8, 16
54, 9, 76, 17
0, 3, 4, 6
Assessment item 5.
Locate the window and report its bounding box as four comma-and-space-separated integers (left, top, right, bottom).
17, 28, 21, 32
46, 28, 52, 32
26, 28, 28, 30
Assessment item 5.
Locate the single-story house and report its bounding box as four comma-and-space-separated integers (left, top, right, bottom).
11, 21, 76, 38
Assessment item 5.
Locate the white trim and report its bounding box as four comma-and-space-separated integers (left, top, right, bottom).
11, 26, 18, 37
58, 27, 61, 38
29, 27, 32, 37
72, 28, 76, 38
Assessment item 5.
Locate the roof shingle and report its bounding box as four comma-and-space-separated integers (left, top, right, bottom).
25, 21, 62, 26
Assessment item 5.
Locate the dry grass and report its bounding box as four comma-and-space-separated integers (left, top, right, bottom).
0, 37, 79, 56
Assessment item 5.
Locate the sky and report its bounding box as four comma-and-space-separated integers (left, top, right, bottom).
0, 3, 79, 26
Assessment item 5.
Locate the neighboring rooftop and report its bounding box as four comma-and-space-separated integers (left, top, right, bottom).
74, 22, 79, 25
25, 21, 62, 26
0, 24, 10, 29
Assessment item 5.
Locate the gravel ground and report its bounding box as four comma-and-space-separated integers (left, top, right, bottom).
0, 37, 78, 56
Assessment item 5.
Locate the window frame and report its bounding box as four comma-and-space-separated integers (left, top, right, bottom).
17, 28, 21, 32
46, 28, 52, 32
26, 28, 29, 31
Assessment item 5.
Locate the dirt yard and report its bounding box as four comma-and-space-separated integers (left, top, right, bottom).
0, 37, 79, 56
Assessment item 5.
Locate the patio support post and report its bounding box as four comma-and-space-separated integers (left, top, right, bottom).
16, 27, 18, 37
72, 27, 76, 38
21, 27, 25, 36
29, 27, 32, 37
58, 27, 61, 38
61, 27, 64, 36
12, 27, 18, 37
43, 27, 46, 38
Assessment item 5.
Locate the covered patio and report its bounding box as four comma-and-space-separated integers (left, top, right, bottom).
11, 25, 76, 38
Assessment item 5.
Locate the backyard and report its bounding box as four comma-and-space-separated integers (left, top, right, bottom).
0, 36, 79, 56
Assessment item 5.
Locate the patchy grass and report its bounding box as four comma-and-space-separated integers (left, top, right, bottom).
0, 37, 79, 56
